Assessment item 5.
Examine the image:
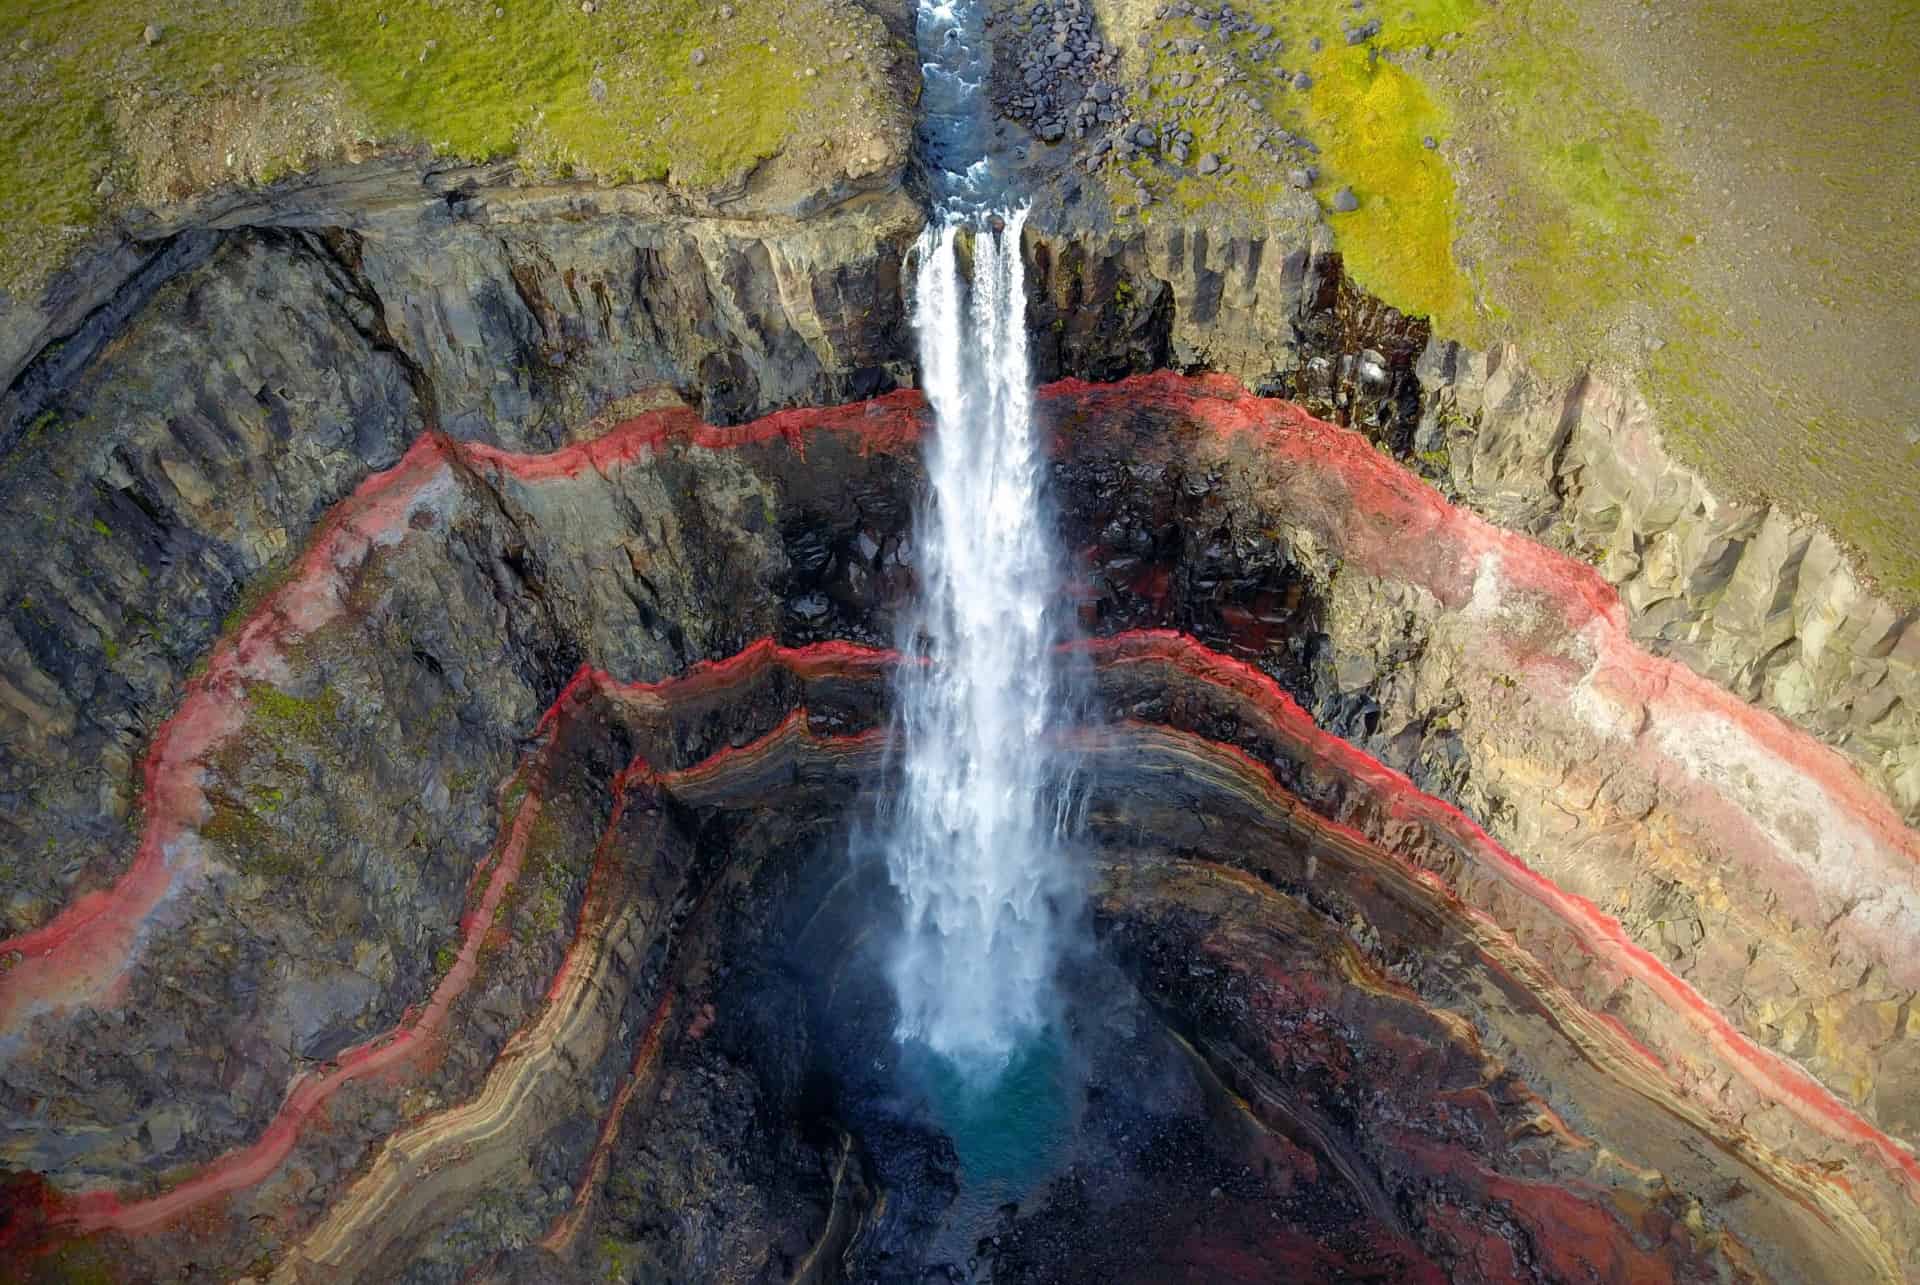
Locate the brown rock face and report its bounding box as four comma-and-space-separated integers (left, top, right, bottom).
1, 378, 1915, 1283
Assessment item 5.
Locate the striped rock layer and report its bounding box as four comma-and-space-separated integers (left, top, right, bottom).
1, 378, 1915, 1282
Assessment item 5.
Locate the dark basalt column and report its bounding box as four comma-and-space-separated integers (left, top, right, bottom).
2, 379, 1916, 1283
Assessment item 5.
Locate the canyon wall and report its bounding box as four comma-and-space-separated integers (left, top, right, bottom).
2, 149, 1917, 1282
0, 168, 918, 936
3, 378, 1916, 1281
10, 169, 1909, 855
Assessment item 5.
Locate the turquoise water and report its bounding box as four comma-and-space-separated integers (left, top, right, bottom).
906, 1029, 1074, 1215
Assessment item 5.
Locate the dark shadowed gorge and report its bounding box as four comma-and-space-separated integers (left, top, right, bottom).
2, 1, 1917, 1282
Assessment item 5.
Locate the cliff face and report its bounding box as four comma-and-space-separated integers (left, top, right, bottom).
1, 102, 1917, 1284
1018, 217, 1920, 821
0, 168, 920, 939
2, 359, 1917, 1280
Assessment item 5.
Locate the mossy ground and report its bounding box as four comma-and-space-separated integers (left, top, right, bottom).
1101, 0, 1918, 595
1107, 0, 1671, 352
1, 0, 907, 296
198, 680, 345, 878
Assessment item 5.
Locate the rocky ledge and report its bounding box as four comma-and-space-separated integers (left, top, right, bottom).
1, 380, 1915, 1281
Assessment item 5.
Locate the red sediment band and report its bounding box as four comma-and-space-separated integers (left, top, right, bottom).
536, 637, 901, 741
1081, 629, 1920, 1199
0, 436, 455, 1030
457, 388, 926, 483
658, 705, 880, 792
535, 990, 679, 1258
12, 372, 1909, 1025
53, 753, 551, 1237
13, 373, 1919, 1238
25, 622, 1917, 1242
536, 715, 890, 1258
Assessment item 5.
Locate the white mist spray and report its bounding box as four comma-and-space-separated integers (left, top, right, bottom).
885, 209, 1073, 1069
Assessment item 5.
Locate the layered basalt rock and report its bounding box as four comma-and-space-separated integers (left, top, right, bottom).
9, 158, 1910, 846
2, 380, 1916, 1281
3, 171, 913, 947
1015, 214, 1920, 819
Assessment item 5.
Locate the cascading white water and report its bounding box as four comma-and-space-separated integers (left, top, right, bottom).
884, 208, 1075, 1068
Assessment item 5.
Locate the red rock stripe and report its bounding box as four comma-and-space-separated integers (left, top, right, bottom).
0, 437, 454, 1030
1045, 373, 1917, 866
55, 752, 551, 1235
39, 678, 885, 1241
461, 388, 925, 483
0, 399, 923, 1028
534, 991, 678, 1259
1081, 629, 1920, 1198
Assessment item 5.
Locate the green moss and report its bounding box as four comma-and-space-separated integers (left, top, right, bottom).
595, 1236, 631, 1281
1463, 14, 1671, 351
4, 411, 68, 477
23, 1236, 122, 1285
306, 0, 813, 187
0, 85, 107, 264
1305, 51, 1466, 330
245, 681, 340, 743
503, 811, 575, 945
2, 0, 895, 294
201, 787, 308, 877
0, 1, 305, 292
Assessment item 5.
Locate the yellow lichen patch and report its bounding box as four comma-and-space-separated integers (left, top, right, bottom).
1305, 50, 1467, 332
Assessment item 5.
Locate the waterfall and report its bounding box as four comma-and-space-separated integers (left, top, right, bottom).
885, 210, 1072, 1069
855, 0, 1083, 1074
878, 0, 1080, 1069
